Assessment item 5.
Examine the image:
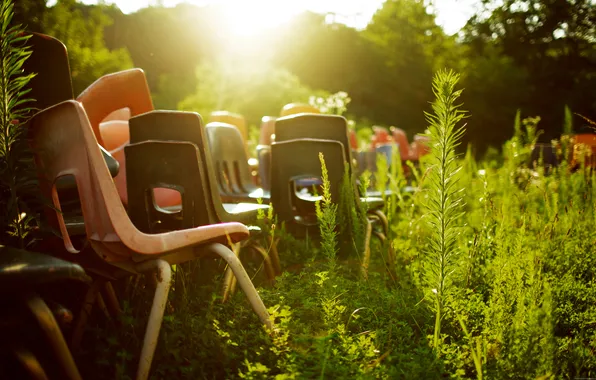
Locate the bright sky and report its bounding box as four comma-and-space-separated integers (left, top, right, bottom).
54, 0, 479, 35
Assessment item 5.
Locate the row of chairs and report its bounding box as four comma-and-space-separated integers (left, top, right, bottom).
12, 32, 272, 380
7, 31, 396, 379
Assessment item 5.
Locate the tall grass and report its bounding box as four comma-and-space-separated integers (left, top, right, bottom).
0, 0, 36, 247
423, 69, 467, 350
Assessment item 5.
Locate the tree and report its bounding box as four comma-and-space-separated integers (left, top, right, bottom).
42, 0, 133, 95
362, 0, 457, 133
463, 0, 596, 143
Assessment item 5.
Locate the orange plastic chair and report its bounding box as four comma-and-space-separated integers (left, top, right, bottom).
28, 100, 272, 380
572, 133, 596, 168
279, 103, 320, 117
349, 128, 359, 150
76, 69, 181, 208
413, 134, 431, 157
390, 127, 414, 161
372, 126, 391, 149
210, 111, 249, 152
259, 116, 277, 146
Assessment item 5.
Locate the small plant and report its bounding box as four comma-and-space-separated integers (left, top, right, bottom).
0, 0, 36, 248
315, 152, 339, 268
423, 69, 467, 350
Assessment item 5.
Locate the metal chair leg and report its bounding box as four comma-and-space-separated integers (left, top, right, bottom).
372, 230, 397, 282
12, 346, 50, 380
71, 279, 103, 350
228, 243, 277, 298
360, 220, 373, 280
268, 235, 282, 275
248, 243, 276, 282
134, 259, 172, 380
222, 242, 241, 303
371, 209, 389, 237
25, 294, 82, 380
102, 282, 122, 319
209, 243, 273, 330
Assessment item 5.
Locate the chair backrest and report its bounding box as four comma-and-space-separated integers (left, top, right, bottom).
280, 103, 320, 117
128, 111, 223, 222
413, 134, 431, 157
270, 139, 346, 223
349, 128, 359, 150
275, 113, 353, 173
206, 122, 256, 196
390, 127, 411, 160
372, 126, 391, 149
125, 140, 213, 232
28, 101, 132, 260
210, 111, 248, 151
21, 32, 74, 112
259, 116, 277, 145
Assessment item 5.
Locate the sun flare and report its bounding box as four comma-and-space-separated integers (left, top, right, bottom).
216, 0, 299, 37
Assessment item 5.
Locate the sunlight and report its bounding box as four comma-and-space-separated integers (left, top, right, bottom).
216, 0, 300, 37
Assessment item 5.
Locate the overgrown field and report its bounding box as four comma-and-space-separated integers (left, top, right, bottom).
79, 75, 596, 380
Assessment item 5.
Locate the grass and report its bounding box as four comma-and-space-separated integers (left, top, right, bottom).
73, 72, 596, 379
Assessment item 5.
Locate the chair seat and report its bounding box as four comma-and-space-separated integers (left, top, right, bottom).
221, 188, 271, 203
223, 203, 268, 215
0, 246, 90, 291
360, 197, 384, 210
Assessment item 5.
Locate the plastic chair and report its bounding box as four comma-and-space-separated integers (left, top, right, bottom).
259, 116, 277, 146
413, 134, 431, 158
371, 126, 391, 149
572, 133, 596, 168
270, 139, 395, 279
389, 127, 414, 161
127, 111, 281, 293
256, 116, 278, 191
349, 128, 359, 150
279, 103, 320, 117
275, 114, 386, 201
210, 111, 249, 153
28, 101, 272, 380
206, 122, 270, 202
0, 246, 91, 380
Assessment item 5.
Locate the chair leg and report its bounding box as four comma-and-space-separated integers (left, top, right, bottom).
371, 209, 389, 237
222, 243, 241, 303
12, 345, 50, 380
361, 219, 373, 280
209, 243, 273, 330
248, 243, 276, 282
96, 294, 111, 321
25, 294, 82, 380
372, 230, 397, 282
71, 279, 103, 350
101, 282, 122, 319
268, 235, 282, 275
134, 259, 172, 380
227, 243, 277, 298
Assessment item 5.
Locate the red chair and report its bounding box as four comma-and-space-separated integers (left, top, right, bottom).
371, 126, 391, 149
28, 100, 272, 380
390, 127, 414, 161
77, 69, 182, 208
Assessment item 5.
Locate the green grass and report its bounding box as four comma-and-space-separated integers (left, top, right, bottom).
73, 70, 596, 379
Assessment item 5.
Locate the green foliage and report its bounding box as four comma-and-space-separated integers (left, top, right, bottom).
0, 0, 36, 247
42, 0, 133, 95
315, 153, 339, 267
423, 69, 467, 350
179, 61, 326, 127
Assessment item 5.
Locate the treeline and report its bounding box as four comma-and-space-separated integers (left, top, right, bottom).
13, 0, 596, 155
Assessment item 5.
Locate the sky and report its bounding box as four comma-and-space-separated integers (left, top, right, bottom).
50, 0, 480, 35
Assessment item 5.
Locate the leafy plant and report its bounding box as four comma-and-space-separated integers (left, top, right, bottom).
0, 0, 36, 248
423, 69, 467, 350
